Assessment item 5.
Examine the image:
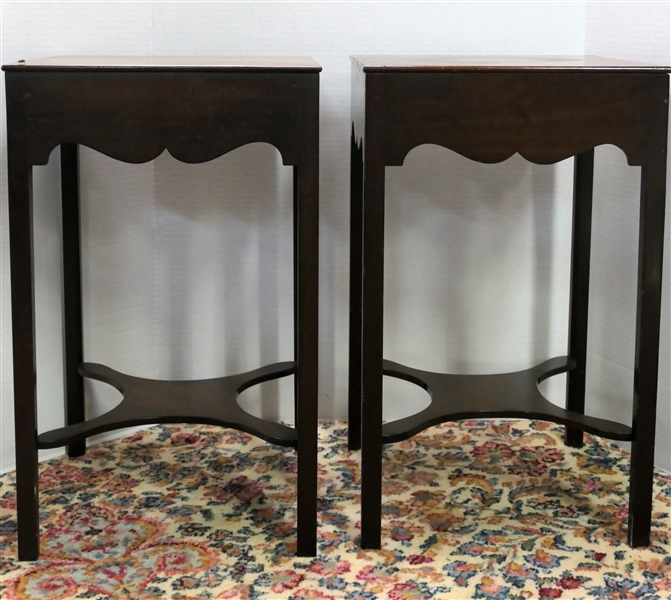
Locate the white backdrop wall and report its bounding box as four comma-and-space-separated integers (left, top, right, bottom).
0, 2, 668, 473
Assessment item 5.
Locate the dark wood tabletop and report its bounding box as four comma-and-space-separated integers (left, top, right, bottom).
2, 55, 322, 72
351, 55, 671, 73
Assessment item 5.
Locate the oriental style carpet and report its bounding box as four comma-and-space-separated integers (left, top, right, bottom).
0, 420, 669, 599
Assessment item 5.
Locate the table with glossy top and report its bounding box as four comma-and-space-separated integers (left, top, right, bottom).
3, 56, 320, 560
347, 55, 669, 549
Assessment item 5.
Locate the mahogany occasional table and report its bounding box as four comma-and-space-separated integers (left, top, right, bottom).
347, 56, 669, 549
3, 56, 320, 560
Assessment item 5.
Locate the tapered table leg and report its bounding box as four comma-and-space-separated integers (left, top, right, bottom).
294, 123, 319, 555
61, 144, 86, 458
565, 149, 594, 448
8, 154, 39, 561
360, 150, 385, 550
628, 137, 668, 547
348, 129, 364, 451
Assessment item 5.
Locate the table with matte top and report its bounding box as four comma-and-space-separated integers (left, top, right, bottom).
347, 55, 669, 549
3, 56, 320, 560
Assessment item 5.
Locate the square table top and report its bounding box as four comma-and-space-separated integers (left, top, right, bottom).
2, 56, 322, 72
351, 55, 670, 73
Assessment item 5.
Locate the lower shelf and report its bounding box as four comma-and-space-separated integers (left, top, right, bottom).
381, 356, 633, 444
38, 362, 298, 450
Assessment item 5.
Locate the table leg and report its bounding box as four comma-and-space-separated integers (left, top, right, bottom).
565, 149, 594, 448
61, 144, 86, 458
348, 129, 364, 451
8, 155, 39, 561
628, 149, 667, 547
294, 159, 319, 557
360, 153, 385, 550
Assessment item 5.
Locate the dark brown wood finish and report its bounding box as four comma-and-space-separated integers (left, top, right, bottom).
60, 143, 86, 458
348, 128, 363, 451
352, 55, 669, 73
349, 56, 670, 550
374, 72, 657, 166
6, 151, 39, 562
565, 150, 595, 448
382, 357, 632, 443
4, 57, 320, 560
359, 73, 387, 549
292, 74, 320, 552
38, 362, 299, 448
6, 71, 316, 166
628, 85, 669, 546
6, 55, 321, 71
348, 64, 367, 453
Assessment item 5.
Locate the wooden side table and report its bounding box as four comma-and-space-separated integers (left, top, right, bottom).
348, 56, 669, 549
3, 56, 321, 560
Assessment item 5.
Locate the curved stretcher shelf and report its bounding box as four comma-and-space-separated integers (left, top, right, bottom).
38, 361, 298, 450
381, 356, 633, 444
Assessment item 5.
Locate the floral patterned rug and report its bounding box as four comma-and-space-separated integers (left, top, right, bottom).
0, 420, 669, 599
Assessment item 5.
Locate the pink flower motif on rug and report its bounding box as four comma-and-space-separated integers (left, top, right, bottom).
0, 421, 670, 599
4, 503, 218, 600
